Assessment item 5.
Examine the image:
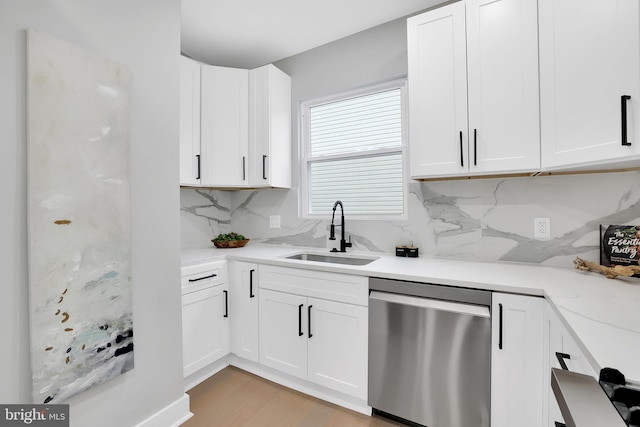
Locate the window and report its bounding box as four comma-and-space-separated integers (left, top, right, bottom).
300, 79, 407, 219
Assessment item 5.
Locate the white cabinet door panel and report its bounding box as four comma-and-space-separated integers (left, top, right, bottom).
230, 261, 259, 363
200, 65, 249, 186
539, 0, 640, 170
259, 289, 307, 380
491, 293, 544, 427
467, 0, 540, 174
179, 56, 201, 186
182, 285, 230, 377
307, 298, 368, 400
408, 2, 469, 178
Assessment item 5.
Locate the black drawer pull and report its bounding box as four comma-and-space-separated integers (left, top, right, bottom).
262, 155, 267, 180
308, 305, 313, 338
498, 303, 503, 350
242, 156, 246, 181
556, 352, 571, 371
196, 154, 201, 180
459, 131, 464, 167
555, 422, 566, 427
622, 95, 632, 146
298, 304, 304, 337
473, 128, 477, 166
249, 269, 255, 298
223, 290, 228, 318
188, 273, 217, 282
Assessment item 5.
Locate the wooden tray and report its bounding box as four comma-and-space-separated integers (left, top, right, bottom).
212, 239, 249, 248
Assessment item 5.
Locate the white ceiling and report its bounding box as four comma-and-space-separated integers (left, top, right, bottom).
181, 0, 444, 69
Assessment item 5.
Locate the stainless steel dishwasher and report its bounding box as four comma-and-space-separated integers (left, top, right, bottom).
368, 277, 492, 427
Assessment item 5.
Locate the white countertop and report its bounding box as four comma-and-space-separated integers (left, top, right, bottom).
182, 243, 640, 383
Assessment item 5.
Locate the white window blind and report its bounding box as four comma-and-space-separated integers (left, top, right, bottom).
302, 81, 406, 217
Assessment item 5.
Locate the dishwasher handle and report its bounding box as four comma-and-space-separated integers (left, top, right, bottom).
370, 291, 490, 318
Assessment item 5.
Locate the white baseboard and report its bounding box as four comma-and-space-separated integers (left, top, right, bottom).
135, 393, 192, 427
230, 356, 372, 416
184, 355, 231, 392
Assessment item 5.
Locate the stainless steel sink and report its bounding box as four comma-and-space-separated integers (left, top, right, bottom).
285, 252, 378, 266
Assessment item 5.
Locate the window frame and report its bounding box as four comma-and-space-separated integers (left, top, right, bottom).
299, 78, 409, 220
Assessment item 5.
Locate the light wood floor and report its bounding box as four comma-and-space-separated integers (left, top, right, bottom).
184, 367, 405, 427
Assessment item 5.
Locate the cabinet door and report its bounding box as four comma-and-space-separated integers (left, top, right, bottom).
230, 261, 259, 363
307, 298, 368, 400
248, 64, 291, 188
491, 293, 544, 427
182, 284, 230, 377
200, 65, 249, 187
544, 303, 596, 427
179, 56, 201, 186
408, 2, 468, 179
259, 289, 307, 379
466, 0, 540, 175
539, 0, 640, 170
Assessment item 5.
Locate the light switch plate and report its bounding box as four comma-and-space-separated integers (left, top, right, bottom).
269, 215, 281, 229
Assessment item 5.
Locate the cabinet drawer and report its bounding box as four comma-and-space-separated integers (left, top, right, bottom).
181, 260, 227, 294
259, 265, 368, 306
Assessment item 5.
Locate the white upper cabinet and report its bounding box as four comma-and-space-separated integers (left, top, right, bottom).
179, 59, 291, 188
408, 0, 540, 179
466, 0, 540, 175
179, 56, 201, 186
408, 2, 468, 178
248, 64, 292, 188
539, 0, 640, 171
200, 65, 249, 187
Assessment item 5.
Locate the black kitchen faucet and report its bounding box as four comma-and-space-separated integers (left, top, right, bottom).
329, 200, 352, 253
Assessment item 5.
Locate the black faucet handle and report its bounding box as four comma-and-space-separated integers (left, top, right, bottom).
329, 223, 336, 240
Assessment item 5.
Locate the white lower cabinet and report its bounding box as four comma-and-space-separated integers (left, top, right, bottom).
182, 283, 230, 377
230, 261, 259, 363
543, 302, 596, 427
491, 293, 544, 427
258, 265, 368, 400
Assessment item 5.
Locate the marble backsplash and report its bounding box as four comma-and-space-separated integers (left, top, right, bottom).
180, 171, 640, 267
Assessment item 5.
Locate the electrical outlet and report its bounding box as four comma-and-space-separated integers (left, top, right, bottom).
534, 217, 550, 239
269, 215, 281, 229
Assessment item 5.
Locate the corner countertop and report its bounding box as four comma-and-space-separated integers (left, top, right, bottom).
181, 243, 640, 383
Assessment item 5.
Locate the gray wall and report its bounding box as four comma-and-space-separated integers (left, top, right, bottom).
1, 1, 185, 425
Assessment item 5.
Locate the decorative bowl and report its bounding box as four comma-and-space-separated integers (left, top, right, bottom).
212, 239, 250, 249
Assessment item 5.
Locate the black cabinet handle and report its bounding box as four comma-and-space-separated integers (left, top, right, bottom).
622, 95, 632, 146
262, 155, 267, 180
556, 352, 571, 371
555, 422, 566, 427
242, 156, 246, 181
196, 154, 201, 180
473, 128, 477, 166
223, 290, 228, 318
459, 131, 464, 167
498, 303, 503, 350
308, 305, 313, 338
188, 273, 217, 282
298, 304, 304, 336
249, 269, 255, 298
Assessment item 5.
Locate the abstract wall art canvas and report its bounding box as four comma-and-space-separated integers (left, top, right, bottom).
27, 29, 134, 404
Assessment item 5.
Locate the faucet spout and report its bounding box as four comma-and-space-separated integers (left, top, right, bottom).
330, 200, 351, 253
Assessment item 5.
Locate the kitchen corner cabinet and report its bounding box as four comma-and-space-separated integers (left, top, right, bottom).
543, 302, 596, 427
407, 0, 540, 180
248, 64, 292, 188
491, 293, 544, 427
200, 65, 249, 187
258, 266, 368, 400
229, 261, 259, 363
181, 261, 230, 377
179, 56, 201, 186
539, 0, 640, 172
